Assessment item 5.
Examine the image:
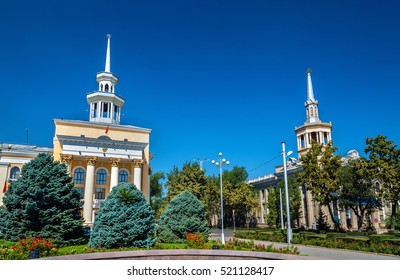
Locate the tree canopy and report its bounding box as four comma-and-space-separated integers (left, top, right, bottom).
297, 141, 342, 230
364, 134, 400, 230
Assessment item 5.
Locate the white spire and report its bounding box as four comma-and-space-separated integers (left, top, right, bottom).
306, 68, 314, 101
105, 34, 111, 72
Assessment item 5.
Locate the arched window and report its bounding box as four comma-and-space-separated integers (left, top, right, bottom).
9, 166, 20, 180
96, 169, 107, 185
105, 84, 109, 92
74, 167, 85, 184
118, 170, 129, 183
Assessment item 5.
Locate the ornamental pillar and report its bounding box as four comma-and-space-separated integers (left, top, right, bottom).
60, 154, 73, 173
109, 158, 120, 191
83, 156, 97, 225
259, 190, 265, 224
131, 159, 143, 191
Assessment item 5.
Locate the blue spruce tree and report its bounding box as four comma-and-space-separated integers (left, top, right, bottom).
0, 153, 84, 246
89, 183, 155, 248
157, 190, 209, 243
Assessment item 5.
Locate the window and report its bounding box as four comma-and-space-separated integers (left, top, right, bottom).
104, 84, 109, 92
102, 102, 110, 118
96, 169, 107, 185
118, 170, 129, 183
300, 135, 305, 148
95, 188, 106, 199
324, 132, 328, 144
74, 168, 85, 184
9, 166, 20, 180
92, 103, 97, 118
114, 105, 119, 120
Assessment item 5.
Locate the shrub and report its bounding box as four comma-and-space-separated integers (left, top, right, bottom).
157, 190, 209, 243
186, 232, 206, 248
326, 232, 346, 239
89, 183, 155, 248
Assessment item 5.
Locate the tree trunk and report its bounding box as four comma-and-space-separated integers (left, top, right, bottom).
327, 204, 339, 231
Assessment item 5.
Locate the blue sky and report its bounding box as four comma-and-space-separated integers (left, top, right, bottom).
1, 0, 400, 179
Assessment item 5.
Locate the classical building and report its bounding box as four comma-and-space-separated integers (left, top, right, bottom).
52, 35, 152, 226
249, 69, 376, 230
0, 143, 52, 205
1, 35, 152, 227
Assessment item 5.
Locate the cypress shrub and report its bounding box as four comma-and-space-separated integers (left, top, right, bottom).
157, 190, 209, 243
89, 183, 155, 248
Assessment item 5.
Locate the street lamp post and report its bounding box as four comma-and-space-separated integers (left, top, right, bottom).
279, 188, 284, 229
211, 152, 230, 245
282, 142, 293, 244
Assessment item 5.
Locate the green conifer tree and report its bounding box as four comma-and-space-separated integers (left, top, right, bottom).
0, 153, 84, 246
157, 190, 209, 243
89, 183, 155, 248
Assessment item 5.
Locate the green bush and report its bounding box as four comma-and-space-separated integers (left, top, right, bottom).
157, 190, 209, 243
326, 232, 346, 239
89, 183, 155, 248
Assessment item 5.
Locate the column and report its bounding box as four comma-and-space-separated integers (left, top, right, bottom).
132, 159, 143, 191
307, 189, 315, 228
60, 154, 73, 174
300, 185, 307, 228
259, 190, 265, 224
83, 156, 97, 225
109, 158, 120, 191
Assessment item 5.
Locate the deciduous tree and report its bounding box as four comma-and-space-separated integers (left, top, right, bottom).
297, 141, 342, 231
364, 135, 400, 230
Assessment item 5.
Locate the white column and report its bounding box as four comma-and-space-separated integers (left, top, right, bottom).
110, 158, 120, 191
259, 190, 265, 223
132, 159, 143, 191
83, 156, 97, 225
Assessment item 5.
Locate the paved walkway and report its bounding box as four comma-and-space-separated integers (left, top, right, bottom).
210, 229, 400, 260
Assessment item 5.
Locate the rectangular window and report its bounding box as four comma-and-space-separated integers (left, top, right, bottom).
95, 188, 106, 199
93, 103, 97, 118
114, 105, 119, 120
103, 103, 109, 118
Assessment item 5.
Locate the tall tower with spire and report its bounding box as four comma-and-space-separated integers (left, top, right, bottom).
87, 34, 124, 124
295, 68, 332, 158
52, 35, 152, 226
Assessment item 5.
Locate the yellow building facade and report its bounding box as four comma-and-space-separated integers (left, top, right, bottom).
0, 35, 152, 227
0, 144, 52, 205
52, 34, 152, 226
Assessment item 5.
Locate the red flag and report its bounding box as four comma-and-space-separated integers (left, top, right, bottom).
105, 126, 109, 134
2, 180, 7, 193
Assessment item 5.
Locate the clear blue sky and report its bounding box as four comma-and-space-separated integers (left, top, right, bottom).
1, 0, 400, 179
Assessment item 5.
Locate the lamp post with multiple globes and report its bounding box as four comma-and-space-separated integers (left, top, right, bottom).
211, 152, 230, 245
